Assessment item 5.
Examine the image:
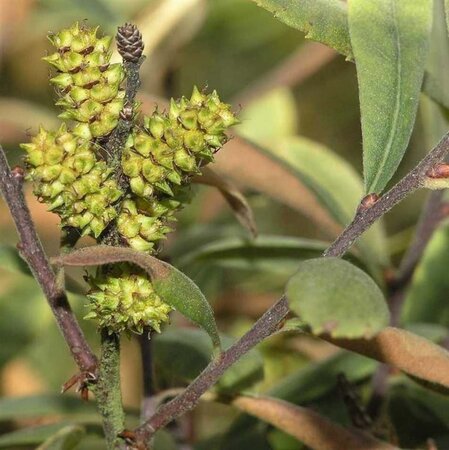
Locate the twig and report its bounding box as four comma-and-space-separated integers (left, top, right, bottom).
0, 146, 97, 373
139, 328, 157, 422
232, 42, 337, 106
324, 131, 449, 258
94, 330, 126, 449
132, 296, 289, 446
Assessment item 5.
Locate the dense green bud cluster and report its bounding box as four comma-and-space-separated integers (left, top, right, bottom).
43, 22, 125, 138
20, 125, 122, 237
122, 86, 238, 199
86, 263, 173, 334
118, 87, 238, 251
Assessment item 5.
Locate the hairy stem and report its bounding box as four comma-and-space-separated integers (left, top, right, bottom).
133, 296, 289, 446
94, 330, 126, 449
0, 145, 97, 373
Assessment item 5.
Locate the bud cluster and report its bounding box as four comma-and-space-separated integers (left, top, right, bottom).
20, 22, 238, 335
86, 263, 173, 334
20, 124, 122, 237
119, 86, 238, 251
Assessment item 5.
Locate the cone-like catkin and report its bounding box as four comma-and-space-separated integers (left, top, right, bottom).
86, 263, 173, 334
122, 87, 238, 199
43, 22, 125, 138
20, 124, 123, 237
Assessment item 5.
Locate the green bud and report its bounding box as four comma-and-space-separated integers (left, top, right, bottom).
86, 263, 173, 334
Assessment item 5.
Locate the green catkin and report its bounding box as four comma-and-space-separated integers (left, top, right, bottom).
21, 22, 238, 335
43, 22, 125, 138
86, 264, 173, 335
20, 124, 122, 237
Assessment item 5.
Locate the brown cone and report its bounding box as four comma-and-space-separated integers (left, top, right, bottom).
116, 23, 144, 63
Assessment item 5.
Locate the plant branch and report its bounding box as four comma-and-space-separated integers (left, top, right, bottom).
324, 131, 449, 258
94, 330, 126, 449
132, 296, 290, 446
0, 145, 97, 373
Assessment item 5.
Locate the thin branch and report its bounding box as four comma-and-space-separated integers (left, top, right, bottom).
232, 42, 337, 107
324, 131, 449, 258
0, 145, 97, 373
94, 330, 126, 449
132, 296, 290, 446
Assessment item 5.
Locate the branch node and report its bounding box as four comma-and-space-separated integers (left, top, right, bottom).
426, 163, 449, 179
357, 193, 380, 214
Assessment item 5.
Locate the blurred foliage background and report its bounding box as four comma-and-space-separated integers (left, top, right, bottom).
1, 0, 449, 449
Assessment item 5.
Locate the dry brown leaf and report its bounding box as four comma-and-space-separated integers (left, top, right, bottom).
232, 395, 398, 450
326, 327, 449, 389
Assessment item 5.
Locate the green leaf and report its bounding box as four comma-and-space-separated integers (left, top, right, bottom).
154, 328, 264, 393
424, 0, 449, 109
53, 246, 221, 351
254, 136, 388, 269
251, 0, 352, 57
401, 224, 449, 326
37, 425, 85, 450
286, 258, 389, 338
349, 0, 432, 194
177, 235, 328, 272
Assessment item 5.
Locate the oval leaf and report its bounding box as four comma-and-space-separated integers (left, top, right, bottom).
53, 246, 221, 350
349, 0, 432, 193
286, 258, 389, 338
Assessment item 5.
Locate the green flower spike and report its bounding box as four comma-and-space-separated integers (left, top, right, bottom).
43, 22, 125, 138
122, 86, 239, 199
86, 263, 173, 334
21, 124, 123, 237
